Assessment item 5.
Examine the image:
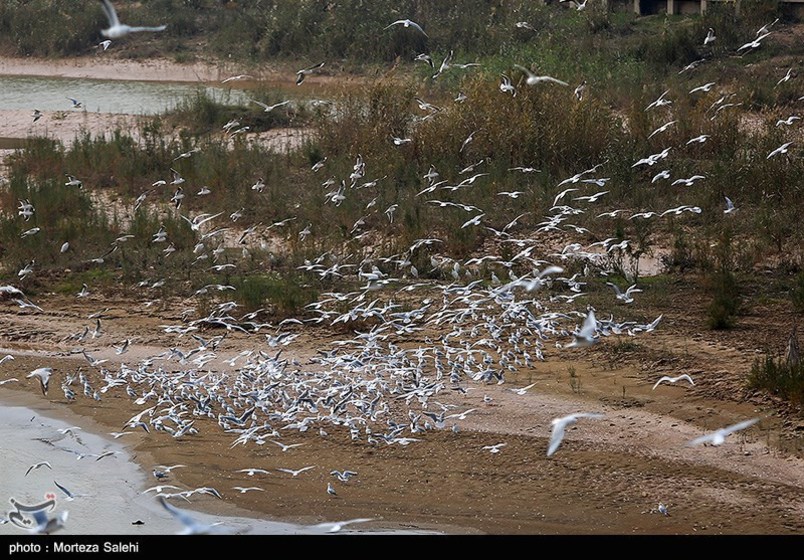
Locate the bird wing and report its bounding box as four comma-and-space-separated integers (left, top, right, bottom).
722, 417, 759, 436
99, 0, 120, 26
547, 420, 568, 456
652, 376, 672, 390
251, 100, 269, 110
53, 481, 73, 499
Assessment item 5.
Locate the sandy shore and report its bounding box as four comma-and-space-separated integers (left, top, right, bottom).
0, 56, 236, 84
0, 393, 440, 536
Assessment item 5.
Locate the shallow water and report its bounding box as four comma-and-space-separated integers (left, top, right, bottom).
0, 75, 249, 115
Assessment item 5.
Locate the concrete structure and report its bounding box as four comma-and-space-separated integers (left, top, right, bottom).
630, 0, 804, 15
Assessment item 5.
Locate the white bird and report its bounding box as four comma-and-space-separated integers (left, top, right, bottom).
704, 27, 716, 46
647, 120, 676, 139
384, 19, 428, 37
689, 82, 716, 95
776, 115, 801, 127
509, 383, 536, 396
724, 196, 737, 214
309, 518, 376, 534
547, 413, 604, 457
658, 503, 669, 516
645, 90, 672, 111
776, 67, 794, 87
276, 466, 315, 477
296, 62, 325, 85
221, 74, 253, 83
737, 32, 771, 54
767, 142, 792, 159
481, 443, 507, 454
686, 134, 710, 145
98, 0, 167, 39
499, 74, 516, 96
269, 440, 305, 452
65, 174, 83, 188
66, 97, 83, 109
233, 487, 264, 494
158, 496, 223, 535
26, 367, 52, 395
688, 418, 760, 447
252, 100, 290, 113
565, 309, 598, 348
606, 282, 642, 304
327, 482, 337, 496
652, 374, 695, 390
25, 461, 52, 476
514, 64, 569, 86
237, 468, 271, 477
671, 175, 706, 187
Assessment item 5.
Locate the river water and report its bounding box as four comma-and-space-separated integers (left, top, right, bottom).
0, 75, 250, 115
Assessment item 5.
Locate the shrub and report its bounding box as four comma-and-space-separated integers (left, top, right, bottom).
748, 353, 804, 405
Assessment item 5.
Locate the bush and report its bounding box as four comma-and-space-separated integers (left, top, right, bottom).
748, 353, 804, 405
707, 268, 740, 330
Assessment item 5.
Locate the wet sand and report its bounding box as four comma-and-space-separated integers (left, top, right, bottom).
0, 397, 439, 535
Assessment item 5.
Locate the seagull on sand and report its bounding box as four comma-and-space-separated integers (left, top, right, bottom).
514, 64, 569, 86
688, 418, 760, 447
652, 374, 695, 390
481, 443, 507, 454
101, 0, 167, 39
26, 367, 52, 395
327, 482, 338, 496
384, 19, 428, 38
98, 0, 167, 39
547, 413, 604, 457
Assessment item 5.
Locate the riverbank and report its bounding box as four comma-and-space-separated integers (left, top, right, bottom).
0, 390, 441, 535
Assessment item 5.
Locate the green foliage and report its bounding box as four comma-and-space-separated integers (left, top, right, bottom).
232, 274, 318, 317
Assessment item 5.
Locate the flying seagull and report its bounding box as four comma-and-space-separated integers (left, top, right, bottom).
547, 413, 604, 457
25, 461, 52, 476
688, 418, 760, 447
158, 497, 223, 535
384, 19, 428, 38
296, 62, 325, 85
652, 374, 695, 390
98, 0, 167, 39
514, 64, 569, 86
26, 367, 52, 395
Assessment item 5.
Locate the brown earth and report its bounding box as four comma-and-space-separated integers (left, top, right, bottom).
0, 277, 802, 535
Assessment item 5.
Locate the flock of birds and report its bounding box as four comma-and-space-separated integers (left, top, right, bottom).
2, 1, 798, 535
